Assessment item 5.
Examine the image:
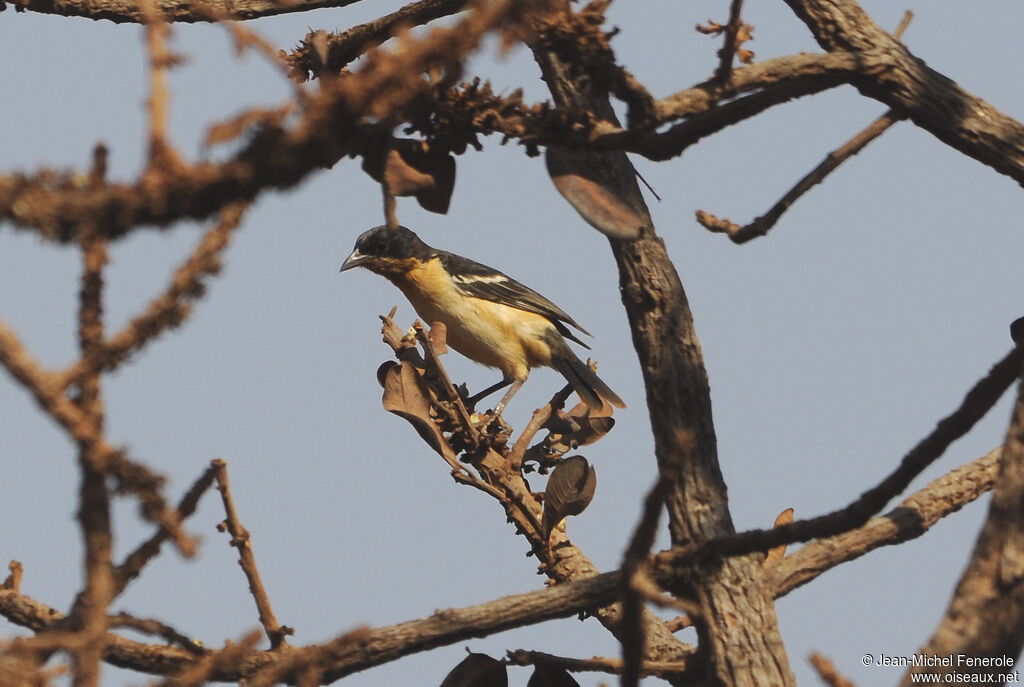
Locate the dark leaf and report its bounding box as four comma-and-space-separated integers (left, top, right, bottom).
440, 652, 508, 687
543, 455, 597, 534
527, 664, 581, 687
362, 137, 456, 214
1011, 316, 1024, 346
546, 146, 646, 239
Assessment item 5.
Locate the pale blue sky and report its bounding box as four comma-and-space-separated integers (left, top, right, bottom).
3, 2, 1024, 685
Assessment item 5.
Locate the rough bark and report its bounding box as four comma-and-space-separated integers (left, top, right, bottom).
527, 5, 795, 685
783, 0, 1024, 186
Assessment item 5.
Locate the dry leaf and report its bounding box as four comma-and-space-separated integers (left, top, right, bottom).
440, 652, 508, 687
381, 361, 446, 456
362, 137, 456, 214
545, 146, 646, 240
527, 664, 581, 687
762, 507, 794, 568
543, 455, 597, 535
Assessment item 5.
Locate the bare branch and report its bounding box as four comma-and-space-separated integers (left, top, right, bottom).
0, 1, 517, 242
682, 345, 1022, 562
58, 203, 247, 389
212, 459, 291, 649
696, 109, 904, 243
107, 613, 205, 655
809, 652, 856, 687
0, 440, 1001, 682
113, 462, 220, 597
904, 362, 1024, 682
772, 448, 1001, 597
695, 11, 914, 242
68, 222, 114, 687
286, 0, 470, 81
781, 0, 1024, 188
713, 0, 748, 81
3, 0, 365, 24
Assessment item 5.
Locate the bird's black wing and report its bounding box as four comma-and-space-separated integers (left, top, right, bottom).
437, 250, 591, 348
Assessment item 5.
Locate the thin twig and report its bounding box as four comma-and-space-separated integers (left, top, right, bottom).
212, 459, 291, 649
809, 652, 856, 687
697, 11, 914, 243
286, 0, 470, 80
108, 612, 205, 655
67, 221, 114, 687
112, 461, 220, 597
58, 203, 247, 390
507, 384, 574, 471
696, 109, 904, 243
713, 0, 746, 81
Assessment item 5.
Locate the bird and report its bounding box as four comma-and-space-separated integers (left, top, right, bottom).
340, 225, 625, 415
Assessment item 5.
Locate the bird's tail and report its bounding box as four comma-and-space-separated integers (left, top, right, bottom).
550, 348, 626, 411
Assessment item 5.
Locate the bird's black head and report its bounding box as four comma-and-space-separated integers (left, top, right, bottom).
340, 225, 432, 274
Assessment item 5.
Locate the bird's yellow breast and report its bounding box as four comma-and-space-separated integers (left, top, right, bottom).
391, 259, 556, 380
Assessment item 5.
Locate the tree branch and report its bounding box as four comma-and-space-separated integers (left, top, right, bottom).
527, 2, 795, 684
904, 363, 1024, 683
3, 0, 364, 24
212, 459, 290, 650
0, 1, 516, 242
771, 448, 1001, 596
696, 109, 903, 242
286, 0, 471, 81
0, 442, 1001, 682
782, 0, 1024, 188
686, 345, 1021, 562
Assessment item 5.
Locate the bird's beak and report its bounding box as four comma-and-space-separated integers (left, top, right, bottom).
340, 248, 368, 273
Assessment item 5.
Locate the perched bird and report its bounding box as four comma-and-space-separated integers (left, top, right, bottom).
340, 225, 625, 414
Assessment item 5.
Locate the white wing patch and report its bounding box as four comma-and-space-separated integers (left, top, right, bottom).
452, 273, 509, 285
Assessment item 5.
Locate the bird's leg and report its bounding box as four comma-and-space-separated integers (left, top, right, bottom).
493, 379, 524, 416
465, 377, 513, 411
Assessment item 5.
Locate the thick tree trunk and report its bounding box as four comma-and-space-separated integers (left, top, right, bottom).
528, 8, 796, 685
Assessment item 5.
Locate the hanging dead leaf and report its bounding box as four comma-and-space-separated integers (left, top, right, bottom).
546, 147, 646, 240
527, 664, 581, 687
440, 652, 508, 687
543, 455, 597, 536
762, 507, 794, 568
362, 137, 456, 214
564, 395, 615, 446
381, 361, 447, 457
543, 396, 616, 455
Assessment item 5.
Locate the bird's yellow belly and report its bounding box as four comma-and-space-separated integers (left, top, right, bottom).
396, 281, 553, 381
